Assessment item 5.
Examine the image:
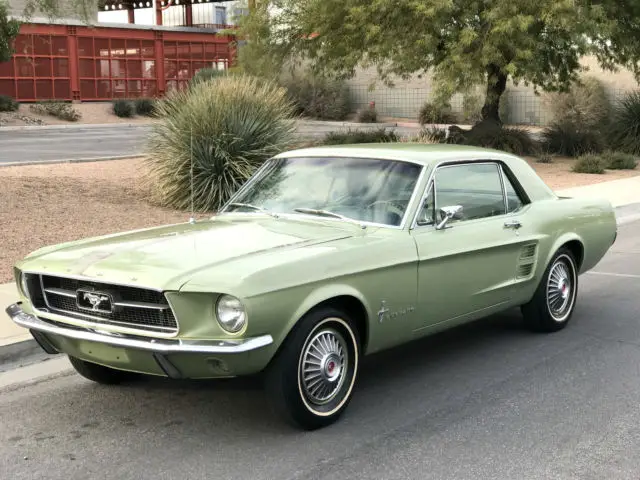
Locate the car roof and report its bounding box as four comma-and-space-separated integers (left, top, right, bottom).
274, 143, 520, 166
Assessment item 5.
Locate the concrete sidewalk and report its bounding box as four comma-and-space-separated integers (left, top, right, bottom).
555, 176, 640, 208
2, 176, 640, 365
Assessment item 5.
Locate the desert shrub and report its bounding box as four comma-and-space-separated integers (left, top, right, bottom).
146, 75, 296, 211
418, 101, 457, 125
609, 91, 640, 155
323, 128, 399, 145
402, 126, 447, 144
0, 94, 18, 112
134, 98, 157, 116
283, 74, 350, 121
541, 121, 604, 157
29, 101, 80, 121
447, 123, 538, 155
112, 99, 135, 118
573, 154, 606, 174
536, 152, 554, 164
602, 151, 638, 170
545, 77, 611, 132
356, 106, 377, 123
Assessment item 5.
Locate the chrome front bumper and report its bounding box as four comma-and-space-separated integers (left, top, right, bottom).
5, 303, 274, 355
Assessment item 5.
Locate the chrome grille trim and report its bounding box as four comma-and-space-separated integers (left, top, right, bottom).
36, 274, 179, 336
44, 287, 171, 311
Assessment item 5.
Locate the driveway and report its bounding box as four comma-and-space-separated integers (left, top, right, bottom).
1, 218, 640, 479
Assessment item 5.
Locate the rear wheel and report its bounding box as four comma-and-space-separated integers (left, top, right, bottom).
522, 247, 578, 332
265, 307, 360, 430
69, 356, 136, 385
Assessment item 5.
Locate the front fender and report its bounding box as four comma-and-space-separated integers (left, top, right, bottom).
280, 283, 373, 350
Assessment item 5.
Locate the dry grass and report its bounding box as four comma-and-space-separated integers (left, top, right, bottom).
0, 156, 638, 283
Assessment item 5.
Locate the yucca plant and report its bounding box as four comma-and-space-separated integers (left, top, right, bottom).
609, 91, 640, 155
145, 75, 296, 212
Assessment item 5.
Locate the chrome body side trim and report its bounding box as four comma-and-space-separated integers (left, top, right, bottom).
6, 303, 273, 354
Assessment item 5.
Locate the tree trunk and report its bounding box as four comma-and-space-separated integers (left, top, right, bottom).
480, 64, 508, 126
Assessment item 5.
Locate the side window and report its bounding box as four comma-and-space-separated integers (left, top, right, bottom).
502, 167, 525, 213
435, 163, 506, 222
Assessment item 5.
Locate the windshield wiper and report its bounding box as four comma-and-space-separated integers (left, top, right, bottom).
226, 203, 278, 218
293, 208, 366, 228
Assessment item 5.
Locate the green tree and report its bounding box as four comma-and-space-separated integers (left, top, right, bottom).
242, 0, 623, 127
1, 0, 96, 63
0, 1, 19, 63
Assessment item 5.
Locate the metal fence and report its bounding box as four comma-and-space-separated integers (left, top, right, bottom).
347, 83, 631, 126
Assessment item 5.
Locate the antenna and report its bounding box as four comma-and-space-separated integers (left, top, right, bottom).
189, 127, 196, 224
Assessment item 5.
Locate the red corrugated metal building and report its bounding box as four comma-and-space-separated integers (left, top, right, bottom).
0, 0, 236, 102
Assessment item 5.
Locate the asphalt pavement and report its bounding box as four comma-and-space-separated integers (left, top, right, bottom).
0, 121, 421, 165
1, 217, 640, 479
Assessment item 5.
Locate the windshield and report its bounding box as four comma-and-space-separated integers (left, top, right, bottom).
223, 156, 423, 227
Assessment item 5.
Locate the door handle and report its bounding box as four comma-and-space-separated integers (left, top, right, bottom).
504, 219, 522, 229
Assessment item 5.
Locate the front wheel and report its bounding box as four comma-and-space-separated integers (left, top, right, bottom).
521, 247, 578, 332
265, 307, 360, 430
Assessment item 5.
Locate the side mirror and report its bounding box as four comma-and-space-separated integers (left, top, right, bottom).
436, 205, 463, 230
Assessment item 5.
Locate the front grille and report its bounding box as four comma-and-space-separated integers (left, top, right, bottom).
38, 275, 178, 334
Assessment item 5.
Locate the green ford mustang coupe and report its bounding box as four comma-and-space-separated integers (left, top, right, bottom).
6, 144, 617, 429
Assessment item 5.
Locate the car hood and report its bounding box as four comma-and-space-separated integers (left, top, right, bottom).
18, 215, 357, 291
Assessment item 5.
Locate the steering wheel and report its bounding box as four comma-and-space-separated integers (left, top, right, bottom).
364, 199, 407, 221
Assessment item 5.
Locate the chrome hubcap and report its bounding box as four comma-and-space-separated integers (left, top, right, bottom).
546, 258, 574, 321
300, 329, 348, 405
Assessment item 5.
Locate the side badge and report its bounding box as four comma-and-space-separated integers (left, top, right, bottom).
377, 300, 390, 323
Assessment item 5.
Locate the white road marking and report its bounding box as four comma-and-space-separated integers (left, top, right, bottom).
587, 271, 640, 279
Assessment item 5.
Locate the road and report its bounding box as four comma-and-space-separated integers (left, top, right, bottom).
1, 217, 640, 479
0, 121, 421, 165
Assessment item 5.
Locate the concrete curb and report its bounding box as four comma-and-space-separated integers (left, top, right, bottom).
0, 123, 152, 132
0, 338, 40, 367
0, 154, 145, 168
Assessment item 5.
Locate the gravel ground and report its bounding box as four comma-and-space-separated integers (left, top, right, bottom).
0, 157, 637, 283
0, 159, 187, 283
0, 103, 157, 127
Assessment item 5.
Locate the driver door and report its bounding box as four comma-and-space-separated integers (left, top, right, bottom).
410, 161, 528, 331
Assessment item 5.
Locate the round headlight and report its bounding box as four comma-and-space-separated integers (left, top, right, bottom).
216, 295, 246, 333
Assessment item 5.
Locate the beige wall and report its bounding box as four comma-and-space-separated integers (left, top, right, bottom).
346, 56, 639, 125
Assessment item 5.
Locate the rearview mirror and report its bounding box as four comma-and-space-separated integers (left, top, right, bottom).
436, 205, 463, 230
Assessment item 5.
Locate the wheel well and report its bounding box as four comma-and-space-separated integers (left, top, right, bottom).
314, 296, 369, 353
562, 240, 584, 270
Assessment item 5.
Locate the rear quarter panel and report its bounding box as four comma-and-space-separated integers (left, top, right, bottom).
513, 195, 616, 305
